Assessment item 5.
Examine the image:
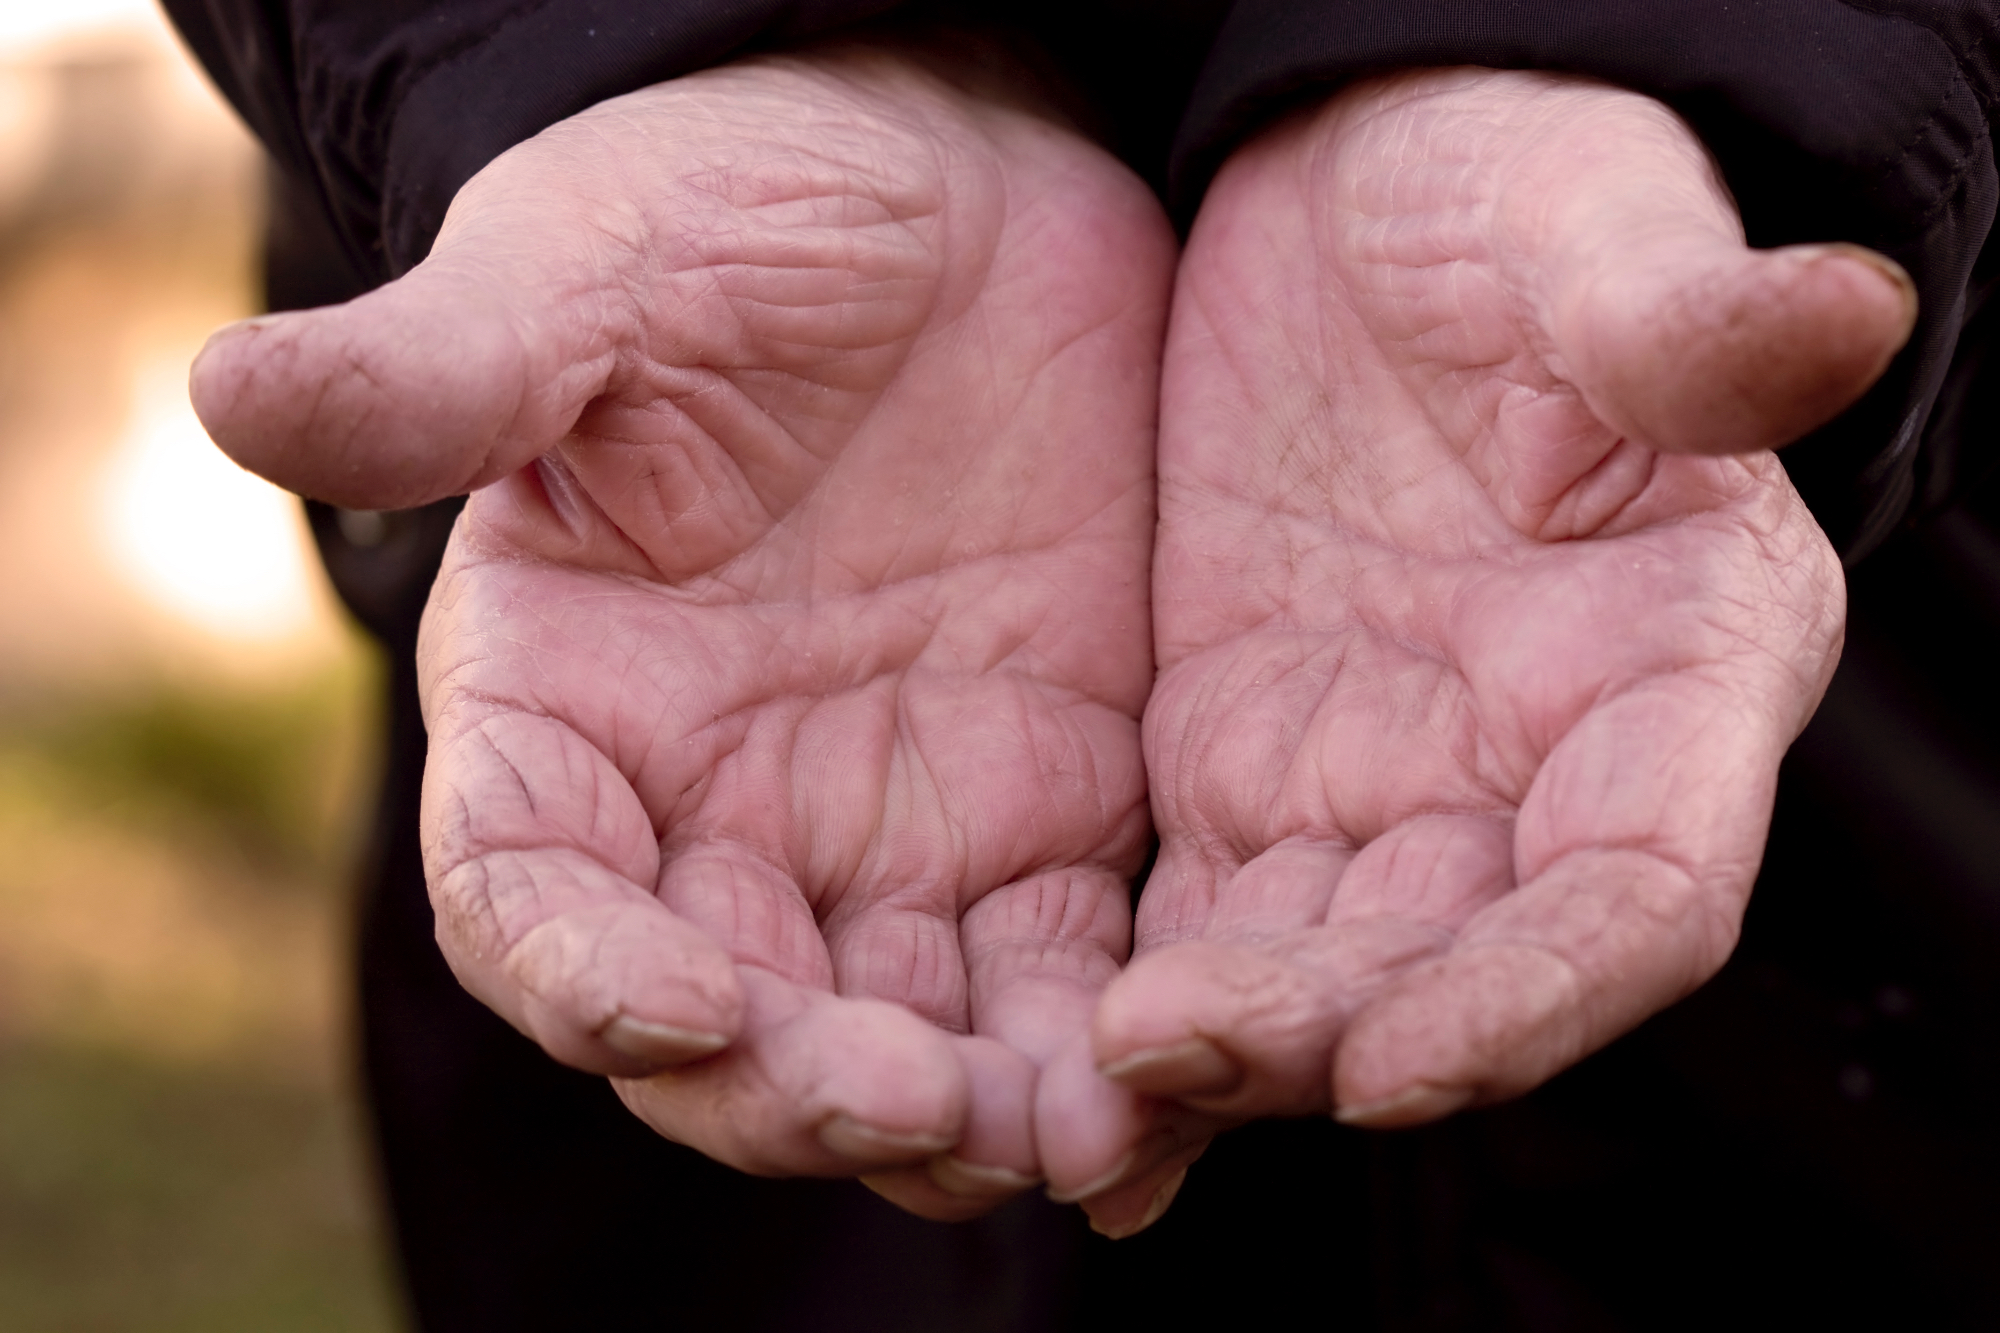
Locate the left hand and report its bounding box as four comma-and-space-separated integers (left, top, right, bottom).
1039, 67, 1909, 1237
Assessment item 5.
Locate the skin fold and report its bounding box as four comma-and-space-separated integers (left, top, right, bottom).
190, 54, 1911, 1238
193, 47, 1176, 1220
1044, 67, 1910, 1237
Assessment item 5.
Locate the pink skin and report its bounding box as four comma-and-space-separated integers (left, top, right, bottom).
190, 48, 1176, 1219
1044, 68, 1912, 1238
191, 51, 1912, 1238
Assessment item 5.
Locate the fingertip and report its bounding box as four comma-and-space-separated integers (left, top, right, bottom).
188, 304, 366, 494
186, 275, 553, 509
1790, 242, 1917, 333
187, 314, 280, 454
1778, 241, 1918, 396
1044, 1147, 1139, 1205
1565, 238, 1919, 457
1086, 1164, 1190, 1241
189, 313, 278, 390
471, 890, 747, 1077
1325, 949, 1522, 1122
191, 311, 282, 368
1333, 1080, 1473, 1129
944, 1036, 1041, 1183
817, 1113, 958, 1163
1091, 938, 1340, 1114
776, 999, 971, 1168
520, 982, 739, 1078
927, 1154, 1040, 1197
1097, 1036, 1244, 1100
1077, 1140, 1207, 1239
1327, 916, 1652, 1126
608, 943, 748, 1049
599, 1015, 733, 1068
608, 983, 979, 1177
1089, 939, 1229, 1059
1036, 1033, 1151, 1197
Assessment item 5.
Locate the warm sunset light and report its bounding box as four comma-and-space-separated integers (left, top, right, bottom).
0, 0, 153, 54
99, 358, 323, 643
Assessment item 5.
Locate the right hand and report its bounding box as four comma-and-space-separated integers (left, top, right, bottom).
190, 45, 1177, 1217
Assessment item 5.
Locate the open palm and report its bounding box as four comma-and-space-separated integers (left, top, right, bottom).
1045, 68, 1909, 1235
192, 47, 1175, 1216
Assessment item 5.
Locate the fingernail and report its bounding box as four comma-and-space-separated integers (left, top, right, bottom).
601, 1016, 730, 1065
927, 1155, 1040, 1198
817, 1114, 955, 1162
1045, 1148, 1137, 1205
1335, 1082, 1473, 1128
1098, 1038, 1243, 1098
1790, 242, 1917, 322
1091, 1166, 1190, 1241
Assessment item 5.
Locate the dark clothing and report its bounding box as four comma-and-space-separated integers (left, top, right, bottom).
1176, 0, 2000, 558
167, 1, 2000, 1328
166, 0, 2000, 556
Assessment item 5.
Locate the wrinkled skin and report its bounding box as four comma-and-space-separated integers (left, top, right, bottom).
192, 48, 1176, 1219
1039, 68, 1910, 1237
190, 50, 1915, 1241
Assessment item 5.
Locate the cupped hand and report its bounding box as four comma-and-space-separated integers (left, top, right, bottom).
191, 46, 1176, 1216
1042, 67, 1909, 1236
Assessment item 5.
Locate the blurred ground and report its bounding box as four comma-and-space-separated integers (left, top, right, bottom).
0, 4, 401, 1329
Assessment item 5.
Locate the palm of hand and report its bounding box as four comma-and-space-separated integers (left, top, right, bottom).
363, 54, 1177, 1205
1047, 70, 1899, 1231
193, 56, 1909, 1239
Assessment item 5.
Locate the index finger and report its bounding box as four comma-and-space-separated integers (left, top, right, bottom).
422, 698, 745, 1076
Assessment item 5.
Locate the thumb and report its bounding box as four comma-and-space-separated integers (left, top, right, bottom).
1526, 107, 1916, 456
1557, 240, 1916, 457
189, 249, 623, 510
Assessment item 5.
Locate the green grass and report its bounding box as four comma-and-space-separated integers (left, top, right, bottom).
0, 659, 380, 882
0, 647, 403, 1331
0, 1042, 400, 1333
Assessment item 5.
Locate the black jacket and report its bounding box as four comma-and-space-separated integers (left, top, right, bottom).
166, 0, 1998, 556
160, 4, 2000, 1330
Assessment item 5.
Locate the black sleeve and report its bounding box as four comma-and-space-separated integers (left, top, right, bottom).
1171, 0, 2000, 557
162, 0, 907, 284
161, 0, 1228, 279
165, 0, 1998, 554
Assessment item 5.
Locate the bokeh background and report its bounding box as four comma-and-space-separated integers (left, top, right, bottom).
0, 3, 401, 1327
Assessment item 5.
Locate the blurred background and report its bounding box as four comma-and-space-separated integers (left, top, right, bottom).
0, 2, 401, 1327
